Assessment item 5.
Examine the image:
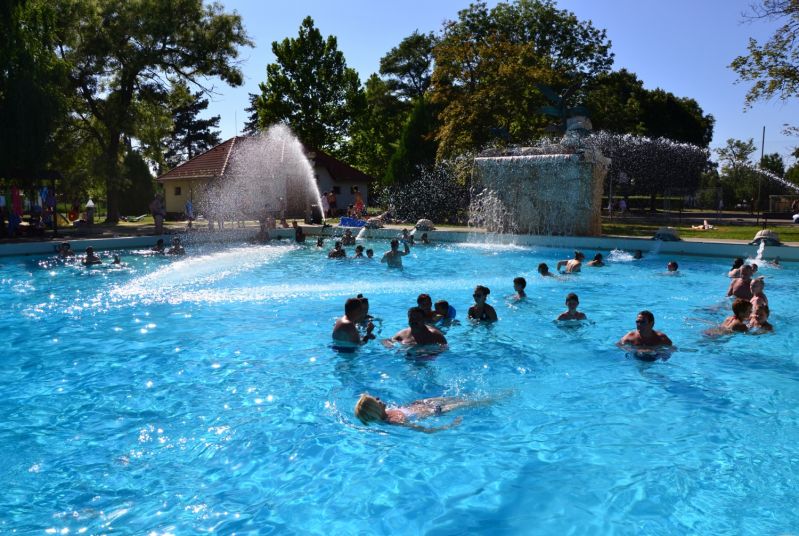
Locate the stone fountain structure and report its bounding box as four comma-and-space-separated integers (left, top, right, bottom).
473, 117, 610, 236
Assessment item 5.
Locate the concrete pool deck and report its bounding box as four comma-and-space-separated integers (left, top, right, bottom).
1, 224, 796, 262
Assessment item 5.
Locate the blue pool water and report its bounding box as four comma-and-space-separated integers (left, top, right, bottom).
1, 239, 798, 534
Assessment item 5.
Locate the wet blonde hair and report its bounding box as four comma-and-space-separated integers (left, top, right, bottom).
354, 394, 384, 424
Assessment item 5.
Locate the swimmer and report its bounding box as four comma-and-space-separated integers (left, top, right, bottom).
167, 237, 185, 255
727, 264, 753, 300
380, 238, 410, 268
749, 304, 773, 333
667, 261, 679, 272
468, 285, 498, 322
513, 277, 527, 300
750, 277, 768, 311
728, 257, 744, 278
341, 229, 355, 246
618, 310, 673, 349
82, 246, 102, 266
720, 299, 752, 333
538, 262, 554, 277
416, 293, 435, 321
112, 254, 121, 265
433, 300, 458, 326
152, 239, 165, 253
332, 297, 375, 347
386, 307, 447, 346
556, 292, 586, 321
354, 245, 365, 258
57, 242, 75, 257
354, 393, 497, 432
328, 241, 347, 259
355, 293, 377, 328
401, 228, 415, 245
292, 221, 306, 243
316, 236, 324, 248
420, 232, 430, 244
586, 253, 604, 267
366, 248, 374, 259
633, 250, 643, 260
556, 250, 585, 273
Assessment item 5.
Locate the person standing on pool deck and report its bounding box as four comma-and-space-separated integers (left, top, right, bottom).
332, 297, 375, 347
556, 250, 585, 273
618, 310, 672, 348
381, 238, 410, 268
468, 285, 498, 322
387, 307, 447, 346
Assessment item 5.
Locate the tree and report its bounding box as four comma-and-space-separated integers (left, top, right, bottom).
760, 152, 785, 176
379, 30, 437, 101
716, 138, 759, 206
242, 92, 261, 136
0, 0, 68, 181
54, 0, 251, 222
385, 97, 439, 184
163, 81, 222, 170
254, 16, 363, 155
348, 74, 407, 179
430, 0, 613, 158
730, 0, 799, 106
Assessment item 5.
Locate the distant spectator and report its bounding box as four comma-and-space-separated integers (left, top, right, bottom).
149, 194, 166, 235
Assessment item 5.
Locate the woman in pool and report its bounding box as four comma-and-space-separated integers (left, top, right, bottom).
468, 285, 497, 322
354, 393, 497, 432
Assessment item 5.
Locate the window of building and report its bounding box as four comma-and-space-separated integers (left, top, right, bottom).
174, 186, 182, 196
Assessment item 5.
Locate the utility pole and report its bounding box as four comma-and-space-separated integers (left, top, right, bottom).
756, 126, 765, 224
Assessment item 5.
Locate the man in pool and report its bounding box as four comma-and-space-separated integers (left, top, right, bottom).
167, 237, 185, 255
538, 263, 554, 277
721, 299, 752, 333
381, 238, 410, 268
328, 241, 346, 259
387, 307, 447, 346
557, 292, 586, 321
354, 245, 365, 258
586, 253, 604, 267
366, 248, 374, 259
727, 264, 753, 300
556, 250, 585, 273
667, 261, 679, 272
82, 246, 102, 265
417, 293, 435, 321
618, 310, 673, 348
513, 277, 527, 300
332, 297, 375, 347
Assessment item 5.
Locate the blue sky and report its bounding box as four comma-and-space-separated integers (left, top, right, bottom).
204, 0, 798, 165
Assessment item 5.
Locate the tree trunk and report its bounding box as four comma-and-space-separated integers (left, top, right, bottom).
103, 134, 122, 224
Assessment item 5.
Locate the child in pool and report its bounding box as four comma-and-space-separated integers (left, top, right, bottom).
354, 393, 498, 433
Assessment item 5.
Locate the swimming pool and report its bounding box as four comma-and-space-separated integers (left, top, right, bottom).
2, 239, 797, 534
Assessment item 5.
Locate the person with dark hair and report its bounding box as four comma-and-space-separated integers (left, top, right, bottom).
292, 221, 306, 243
728, 257, 745, 278
667, 261, 679, 272
387, 307, 447, 346
513, 277, 527, 300
82, 247, 102, 266
538, 263, 554, 277
556, 250, 585, 273
341, 228, 355, 245
468, 285, 497, 322
417, 293, 434, 320
328, 241, 346, 259
332, 297, 375, 348
57, 242, 75, 258
557, 293, 586, 321
619, 310, 672, 348
433, 300, 457, 326
721, 299, 752, 333
152, 238, 165, 253
366, 248, 374, 259
381, 238, 410, 268
354, 245, 365, 258
167, 237, 185, 255
587, 253, 605, 267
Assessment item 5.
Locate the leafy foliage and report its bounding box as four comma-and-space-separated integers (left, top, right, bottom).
163, 81, 222, 170
385, 98, 439, 184
254, 16, 363, 155
379, 30, 437, 101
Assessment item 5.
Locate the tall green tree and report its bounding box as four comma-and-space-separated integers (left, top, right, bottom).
348, 74, 407, 179
163, 81, 222, 170
255, 16, 363, 154
54, 0, 250, 222
0, 0, 68, 180
379, 31, 437, 101
385, 97, 439, 184
760, 152, 785, 176
430, 0, 613, 158
730, 0, 799, 106
716, 138, 758, 206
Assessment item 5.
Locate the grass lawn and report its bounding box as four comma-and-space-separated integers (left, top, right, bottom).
602, 222, 799, 242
